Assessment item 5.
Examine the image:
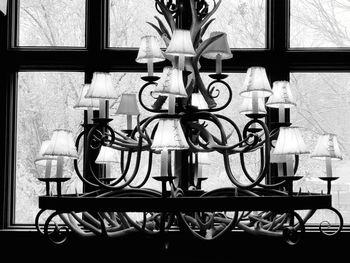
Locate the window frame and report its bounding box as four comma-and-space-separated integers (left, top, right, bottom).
1, 0, 350, 229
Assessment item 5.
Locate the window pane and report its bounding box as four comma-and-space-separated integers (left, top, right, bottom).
18, 0, 86, 47
108, 0, 266, 48
290, 73, 350, 224
16, 72, 84, 224
290, 0, 350, 48
109, 0, 166, 48
203, 0, 266, 48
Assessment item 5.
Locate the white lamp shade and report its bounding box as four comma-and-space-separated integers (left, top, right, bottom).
266, 81, 296, 108
311, 134, 342, 160
153, 67, 187, 97
35, 140, 57, 166
136, 35, 165, 63
165, 29, 196, 57
202, 32, 232, 60
116, 93, 140, 115
240, 67, 273, 98
191, 93, 208, 110
152, 118, 189, 150
239, 97, 267, 115
95, 146, 120, 164
85, 72, 118, 99
43, 129, 79, 159
274, 127, 309, 155
74, 84, 100, 109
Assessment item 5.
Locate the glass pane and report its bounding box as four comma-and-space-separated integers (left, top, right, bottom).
290, 72, 350, 224
16, 72, 84, 224
290, 0, 350, 48
203, 0, 266, 48
109, 0, 166, 48
18, 0, 86, 47
108, 0, 266, 48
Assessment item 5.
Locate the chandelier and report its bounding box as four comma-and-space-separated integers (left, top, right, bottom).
35, 0, 343, 246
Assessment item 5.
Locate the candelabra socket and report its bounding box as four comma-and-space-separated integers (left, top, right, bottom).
319, 177, 339, 195
38, 177, 71, 197
153, 176, 177, 198
141, 76, 160, 82
209, 73, 228, 80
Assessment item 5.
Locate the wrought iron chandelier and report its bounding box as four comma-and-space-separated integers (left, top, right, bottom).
35, 0, 343, 246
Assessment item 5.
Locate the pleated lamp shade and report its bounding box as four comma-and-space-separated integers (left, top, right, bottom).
240, 67, 273, 98
95, 146, 120, 164
202, 32, 232, 60
74, 84, 100, 109
273, 127, 309, 155
136, 35, 165, 63
85, 72, 118, 99
191, 93, 208, 110
165, 29, 196, 57
311, 134, 342, 160
152, 118, 189, 151
43, 129, 78, 159
239, 97, 267, 115
153, 67, 187, 97
35, 140, 57, 166
266, 81, 296, 108
116, 93, 140, 115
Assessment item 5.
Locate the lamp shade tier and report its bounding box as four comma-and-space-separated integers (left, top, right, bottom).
151, 118, 189, 151
136, 35, 165, 63
191, 93, 208, 110
116, 93, 140, 115
95, 146, 120, 164
266, 81, 296, 108
274, 127, 309, 155
85, 72, 118, 99
240, 67, 273, 98
311, 133, 342, 160
153, 67, 188, 97
165, 29, 196, 57
35, 140, 57, 166
239, 97, 267, 115
202, 32, 232, 60
43, 129, 78, 159
74, 84, 100, 109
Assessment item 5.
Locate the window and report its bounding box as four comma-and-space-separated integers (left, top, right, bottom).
108, 0, 166, 48
16, 72, 84, 223
18, 0, 86, 47
290, 0, 350, 48
202, 0, 266, 48
290, 72, 350, 223
2, 0, 350, 229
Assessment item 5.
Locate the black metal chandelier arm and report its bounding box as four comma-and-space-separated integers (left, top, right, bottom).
204, 79, 233, 112
74, 130, 100, 188
105, 137, 145, 189
125, 150, 154, 189
139, 82, 167, 113
189, 0, 222, 43
239, 147, 266, 185
35, 209, 47, 235
43, 211, 70, 245
154, 0, 177, 30
223, 120, 270, 189
319, 207, 344, 236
